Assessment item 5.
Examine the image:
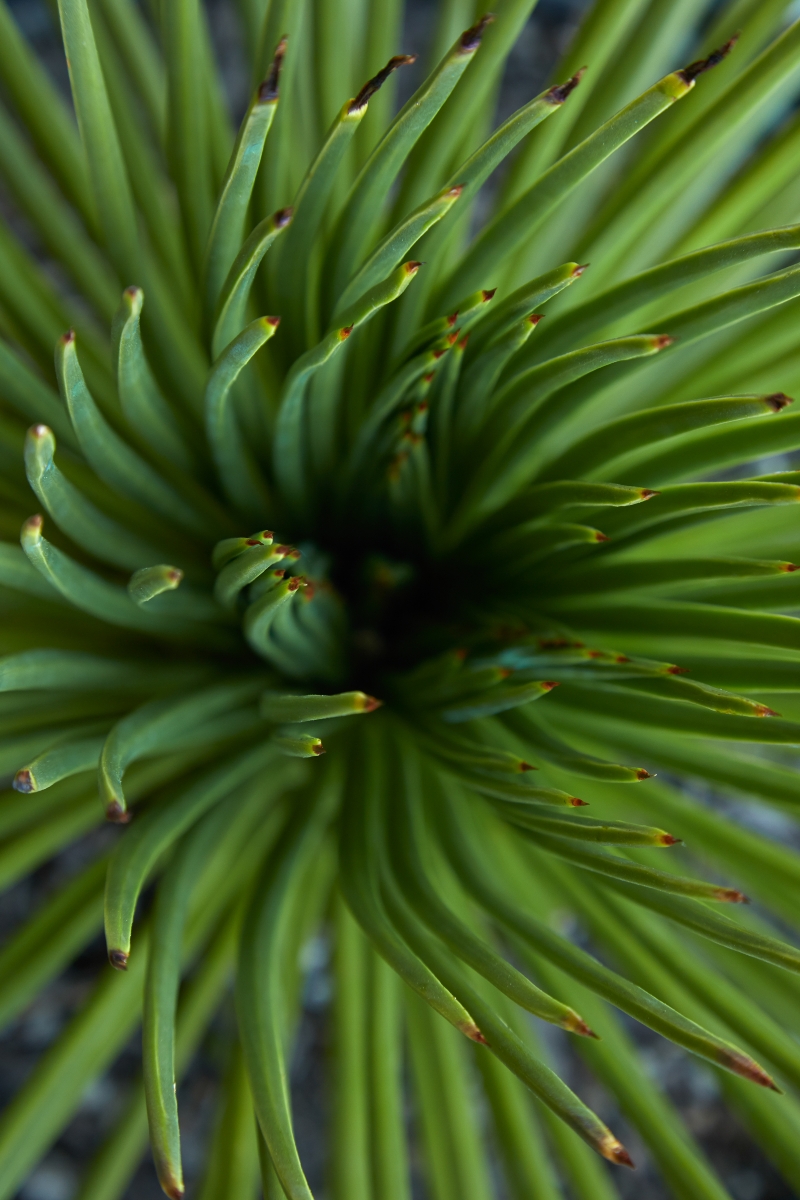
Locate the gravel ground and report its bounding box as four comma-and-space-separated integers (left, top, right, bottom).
1, 1, 800, 1198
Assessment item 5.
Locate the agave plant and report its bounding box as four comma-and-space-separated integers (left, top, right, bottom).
6, 0, 800, 1195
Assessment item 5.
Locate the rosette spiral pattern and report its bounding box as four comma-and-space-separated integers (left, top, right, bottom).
3, 1, 800, 1198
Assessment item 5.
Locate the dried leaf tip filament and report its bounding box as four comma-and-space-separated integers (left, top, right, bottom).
459, 14, 495, 53
349, 54, 417, 113
600, 1137, 635, 1168
547, 67, 586, 104
678, 34, 739, 84
259, 36, 287, 102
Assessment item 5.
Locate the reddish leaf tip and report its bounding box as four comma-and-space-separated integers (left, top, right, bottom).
106, 800, 131, 824
459, 14, 494, 53
635, 768, 653, 780
717, 888, 748, 903
570, 797, 589, 807
678, 34, 739, 83
573, 263, 590, 276
482, 288, 497, 302
109, 948, 129, 970
547, 67, 586, 103
765, 392, 793, 411
349, 54, 416, 112
12, 769, 33, 793
260, 36, 287, 102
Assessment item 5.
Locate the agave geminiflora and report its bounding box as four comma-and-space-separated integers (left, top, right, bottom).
6, 0, 800, 1195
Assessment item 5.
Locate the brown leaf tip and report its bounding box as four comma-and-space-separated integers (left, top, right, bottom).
571, 1016, 599, 1039
447, 185, 465, 198
573, 263, 590, 276
266, 316, 281, 328
109, 948, 129, 971
594, 531, 610, 542
660, 833, 682, 846
519, 761, 536, 772
547, 66, 586, 104
260, 36, 287, 102
274, 207, 293, 228
570, 797, 589, 806
349, 54, 416, 112
606, 1141, 635, 1169
311, 742, 326, 755
459, 14, 495, 53
463, 1022, 488, 1043
541, 681, 559, 691
730, 1052, 781, 1091
783, 562, 799, 572
640, 489, 659, 499
12, 769, 33, 793
678, 34, 739, 83
362, 694, 383, 712
765, 392, 793, 411
717, 888, 748, 903
653, 335, 674, 350
23, 513, 44, 535
482, 288, 497, 302
635, 768, 653, 780
106, 800, 131, 824
61, 329, 76, 345
755, 704, 779, 717
528, 313, 544, 326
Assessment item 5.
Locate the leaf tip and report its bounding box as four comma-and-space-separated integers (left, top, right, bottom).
765, 392, 793, 412
601, 1137, 635, 1168
349, 54, 416, 112
259, 36, 287, 101
635, 768, 653, 780
106, 800, 131, 824
109, 948, 129, 970
12, 769, 34, 793
678, 34, 739, 84
459, 14, 495, 53
547, 67, 586, 104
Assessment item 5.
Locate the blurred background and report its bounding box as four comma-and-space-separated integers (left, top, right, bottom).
1, 1, 799, 1197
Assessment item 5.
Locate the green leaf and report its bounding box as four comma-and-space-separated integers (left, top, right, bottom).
204, 52, 283, 318
56, 0, 140, 280
437, 65, 698, 308
205, 316, 280, 516
325, 17, 494, 306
